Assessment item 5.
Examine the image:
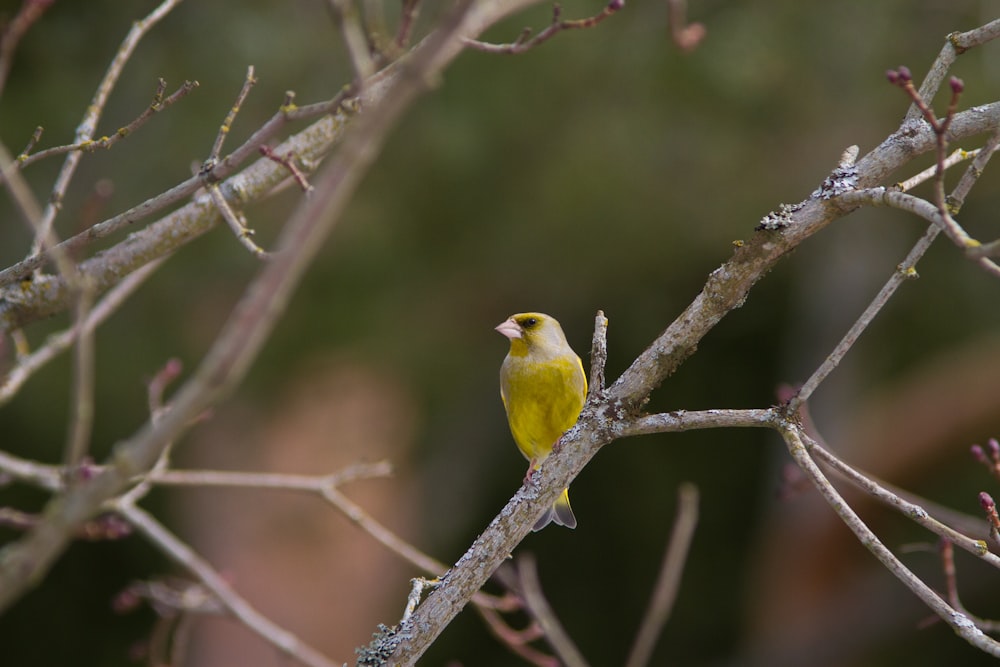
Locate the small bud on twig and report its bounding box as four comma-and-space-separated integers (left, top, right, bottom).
979, 491, 994, 512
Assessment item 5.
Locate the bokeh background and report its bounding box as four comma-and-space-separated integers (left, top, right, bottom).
2, 0, 1000, 665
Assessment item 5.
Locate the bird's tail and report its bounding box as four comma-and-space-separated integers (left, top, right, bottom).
532, 487, 577, 531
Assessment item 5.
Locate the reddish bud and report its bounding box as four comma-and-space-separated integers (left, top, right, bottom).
164, 357, 183, 377
897, 65, 912, 82
885, 69, 899, 84
989, 437, 999, 458
949, 76, 964, 94
972, 444, 988, 464
980, 491, 995, 511
607, 0, 625, 10
111, 586, 141, 614
75, 457, 98, 481
100, 515, 133, 539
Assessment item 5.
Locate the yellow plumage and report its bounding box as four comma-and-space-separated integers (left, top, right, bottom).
496, 312, 587, 531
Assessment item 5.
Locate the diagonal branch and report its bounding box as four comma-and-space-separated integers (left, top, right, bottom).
0, 0, 548, 621
28, 0, 184, 260
116, 502, 338, 667
778, 422, 1000, 656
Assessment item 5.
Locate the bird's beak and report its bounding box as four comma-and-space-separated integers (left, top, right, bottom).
495, 317, 522, 340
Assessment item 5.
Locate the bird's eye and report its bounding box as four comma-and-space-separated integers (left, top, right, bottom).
522, 317, 538, 328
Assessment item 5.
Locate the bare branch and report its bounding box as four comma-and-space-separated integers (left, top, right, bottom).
587, 310, 608, 398
778, 422, 1000, 656
0, 258, 164, 406
63, 277, 97, 469
904, 18, 1000, 124
115, 502, 339, 667
0, 0, 55, 98
16, 79, 199, 169
896, 147, 977, 192
329, 0, 377, 82
808, 438, 1000, 566
259, 144, 314, 192
396, 0, 421, 49
206, 66, 257, 169
208, 184, 271, 258
516, 553, 590, 667
28, 0, 184, 259
0, 89, 351, 290
939, 540, 1000, 633
0, 138, 43, 234
625, 483, 699, 667
620, 408, 776, 437
788, 223, 930, 411
463, 0, 624, 54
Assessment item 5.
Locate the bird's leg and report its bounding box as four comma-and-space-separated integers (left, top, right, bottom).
523, 459, 537, 484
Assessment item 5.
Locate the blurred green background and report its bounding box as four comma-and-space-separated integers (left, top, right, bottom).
2, 0, 1000, 665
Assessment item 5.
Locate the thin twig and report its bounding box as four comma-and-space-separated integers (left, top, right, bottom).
0, 89, 354, 290
887, 67, 972, 247
0, 449, 61, 490
0, 138, 43, 234
328, 0, 377, 82
396, 0, 422, 48
206, 66, 258, 169
474, 604, 557, 667
787, 222, 931, 411
115, 502, 339, 667
0, 507, 131, 540
516, 553, 590, 667
807, 438, 1000, 566
401, 577, 441, 623
16, 80, 199, 169
259, 145, 314, 192
904, 18, 1000, 124
777, 421, 1000, 656
625, 483, 699, 667
463, 0, 624, 54
142, 463, 449, 577
939, 540, 1000, 633
896, 147, 976, 192
147, 358, 184, 422
0, 0, 55, 99
63, 277, 97, 470
0, 258, 165, 406
320, 483, 447, 576
587, 310, 608, 398
208, 184, 271, 258
958, 131, 1000, 256
118, 359, 186, 507
116, 577, 225, 616
835, 188, 1000, 279
28, 0, 183, 259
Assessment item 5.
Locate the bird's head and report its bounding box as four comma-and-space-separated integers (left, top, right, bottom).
495, 312, 570, 357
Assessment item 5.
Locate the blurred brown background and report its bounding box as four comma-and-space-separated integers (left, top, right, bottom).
2, 0, 1000, 665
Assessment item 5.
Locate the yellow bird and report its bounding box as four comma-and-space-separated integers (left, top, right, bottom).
496, 312, 587, 531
